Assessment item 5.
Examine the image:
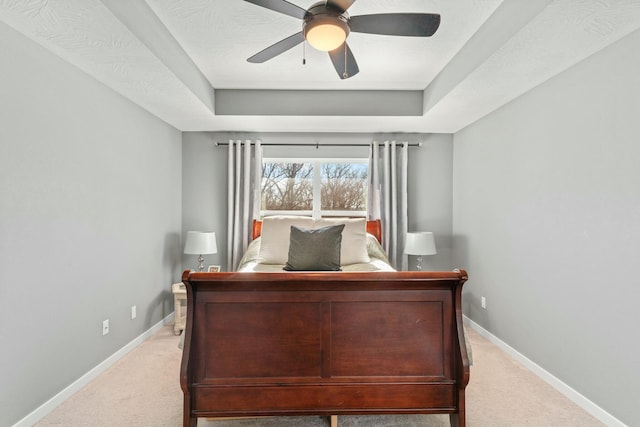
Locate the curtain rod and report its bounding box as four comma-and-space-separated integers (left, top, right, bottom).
214, 142, 422, 148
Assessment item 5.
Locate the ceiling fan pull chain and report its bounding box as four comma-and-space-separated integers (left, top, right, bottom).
303, 41, 306, 65
343, 43, 348, 78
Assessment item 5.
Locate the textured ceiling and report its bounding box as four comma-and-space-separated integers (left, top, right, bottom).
1, 0, 640, 133
146, 0, 501, 91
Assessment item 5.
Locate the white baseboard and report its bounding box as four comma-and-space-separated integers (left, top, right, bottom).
13, 313, 175, 427
464, 315, 626, 427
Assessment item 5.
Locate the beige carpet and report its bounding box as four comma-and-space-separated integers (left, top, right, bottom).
35, 325, 604, 427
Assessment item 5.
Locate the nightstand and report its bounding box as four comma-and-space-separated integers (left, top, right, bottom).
172, 282, 187, 335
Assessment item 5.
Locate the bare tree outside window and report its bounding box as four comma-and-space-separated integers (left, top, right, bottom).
321, 163, 367, 211
262, 162, 313, 210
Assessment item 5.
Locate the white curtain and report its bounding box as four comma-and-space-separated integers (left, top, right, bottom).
368, 141, 409, 270
227, 139, 262, 271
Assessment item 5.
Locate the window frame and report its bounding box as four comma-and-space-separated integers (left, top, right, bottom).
261, 157, 369, 218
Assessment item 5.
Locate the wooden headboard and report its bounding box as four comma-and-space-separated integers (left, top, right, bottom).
252, 219, 382, 244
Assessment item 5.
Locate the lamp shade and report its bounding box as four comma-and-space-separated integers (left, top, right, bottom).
405, 232, 437, 256
184, 231, 217, 255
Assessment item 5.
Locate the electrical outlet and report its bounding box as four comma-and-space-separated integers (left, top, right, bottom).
131, 305, 137, 320
481, 296, 487, 309
102, 319, 110, 335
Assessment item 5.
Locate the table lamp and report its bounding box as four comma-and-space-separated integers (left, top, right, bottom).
404, 232, 437, 271
184, 231, 217, 272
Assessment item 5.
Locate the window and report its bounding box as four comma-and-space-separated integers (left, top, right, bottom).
261, 158, 368, 218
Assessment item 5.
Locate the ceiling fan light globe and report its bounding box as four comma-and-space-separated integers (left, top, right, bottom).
306, 24, 346, 51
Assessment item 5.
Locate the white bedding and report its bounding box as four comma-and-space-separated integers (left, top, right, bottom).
237, 233, 395, 272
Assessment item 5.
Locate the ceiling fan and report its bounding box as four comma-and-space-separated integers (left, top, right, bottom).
244, 0, 440, 79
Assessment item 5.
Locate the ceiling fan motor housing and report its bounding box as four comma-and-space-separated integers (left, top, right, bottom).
303, 2, 350, 51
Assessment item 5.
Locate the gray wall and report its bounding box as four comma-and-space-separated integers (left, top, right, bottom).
452, 28, 640, 425
181, 132, 228, 271
0, 22, 182, 426
181, 132, 453, 272
407, 134, 453, 271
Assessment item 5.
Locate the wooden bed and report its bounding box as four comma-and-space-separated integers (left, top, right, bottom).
180, 267, 470, 427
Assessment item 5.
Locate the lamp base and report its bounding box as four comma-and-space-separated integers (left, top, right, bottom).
197, 254, 205, 272
416, 256, 423, 271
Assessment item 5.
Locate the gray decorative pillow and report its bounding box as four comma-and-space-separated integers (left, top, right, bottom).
283, 224, 345, 271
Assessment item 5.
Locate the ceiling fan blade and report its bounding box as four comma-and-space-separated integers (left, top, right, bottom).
350, 13, 441, 37
247, 32, 305, 63
244, 0, 306, 20
327, 0, 356, 13
328, 42, 359, 80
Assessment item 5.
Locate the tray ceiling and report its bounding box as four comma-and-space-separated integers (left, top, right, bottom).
1, 0, 639, 133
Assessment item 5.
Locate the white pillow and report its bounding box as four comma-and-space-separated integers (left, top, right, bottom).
257, 216, 314, 264
314, 218, 370, 265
